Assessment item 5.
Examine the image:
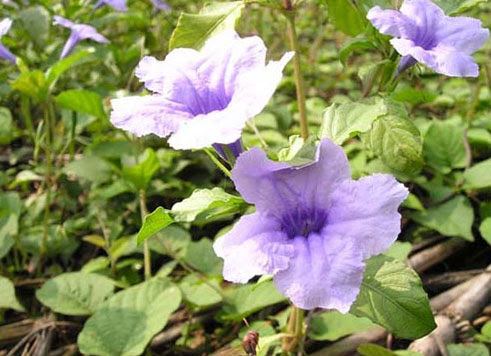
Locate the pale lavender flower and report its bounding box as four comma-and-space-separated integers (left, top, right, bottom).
367, 0, 489, 77
2, 0, 19, 9
151, 0, 170, 11
0, 18, 15, 64
54, 16, 109, 59
94, 0, 128, 11
110, 31, 293, 151
213, 139, 408, 311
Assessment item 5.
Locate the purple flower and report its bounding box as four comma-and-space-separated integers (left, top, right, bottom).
151, 0, 170, 11
367, 0, 489, 77
54, 16, 109, 59
94, 0, 128, 11
213, 139, 408, 311
0, 18, 16, 64
110, 31, 293, 150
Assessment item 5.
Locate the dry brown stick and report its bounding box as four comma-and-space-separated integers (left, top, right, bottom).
308, 254, 477, 356
407, 238, 466, 273
409, 265, 491, 356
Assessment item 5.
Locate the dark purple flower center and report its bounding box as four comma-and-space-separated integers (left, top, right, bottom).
188, 87, 232, 116
412, 27, 437, 50
280, 207, 327, 239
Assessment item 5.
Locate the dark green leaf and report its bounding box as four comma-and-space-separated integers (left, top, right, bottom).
409, 195, 474, 241
447, 343, 490, 356
322, 0, 367, 36
63, 156, 113, 183
169, 2, 245, 50
19, 6, 50, 47
309, 311, 375, 341
136, 207, 173, 246
339, 38, 376, 65
220, 281, 286, 321
36, 272, 115, 316
56, 89, 105, 119
0, 107, 13, 145
351, 255, 436, 339
172, 187, 246, 224
184, 238, 223, 276
121, 148, 160, 190
0, 276, 25, 312
78, 279, 181, 356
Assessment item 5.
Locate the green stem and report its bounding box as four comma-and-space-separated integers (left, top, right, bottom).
203, 148, 233, 179
20, 96, 35, 141
40, 100, 54, 258
282, 305, 304, 352
139, 189, 152, 280
284, 9, 309, 140
70, 111, 77, 161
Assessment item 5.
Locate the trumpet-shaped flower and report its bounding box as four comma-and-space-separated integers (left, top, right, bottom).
213, 139, 408, 311
54, 16, 109, 59
110, 31, 293, 150
0, 18, 16, 64
94, 0, 128, 11
151, 0, 170, 11
367, 0, 489, 77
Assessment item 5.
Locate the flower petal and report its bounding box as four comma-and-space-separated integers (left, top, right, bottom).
323, 174, 408, 259
274, 233, 365, 311
0, 43, 15, 64
110, 95, 191, 137
367, 6, 415, 38
74, 24, 109, 43
214, 213, 293, 283
53, 16, 74, 29
0, 18, 13, 36
435, 16, 489, 54
60, 32, 80, 59
232, 139, 350, 217
400, 0, 444, 30
231, 51, 294, 119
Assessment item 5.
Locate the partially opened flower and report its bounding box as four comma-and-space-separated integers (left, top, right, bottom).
367, 0, 489, 77
110, 31, 293, 151
94, 0, 128, 11
151, 0, 170, 11
54, 16, 109, 59
0, 18, 16, 64
213, 139, 408, 311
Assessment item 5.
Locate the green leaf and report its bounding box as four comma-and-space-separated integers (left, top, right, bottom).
309, 311, 375, 341
56, 89, 105, 119
10, 70, 47, 102
36, 272, 115, 316
433, 0, 486, 14
339, 38, 376, 65
0, 276, 25, 312
78, 278, 181, 356
402, 193, 425, 211
447, 343, 490, 356
19, 6, 50, 47
0, 192, 21, 259
322, 0, 367, 36
121, 148, 160, 190
184, 238, 223, 276
464, 159, 491, 190
392, 88, 437, 105
424, 119, 466, 174
136, 207, 174, 246
409, 195, 474, 241
320, 98, 388, 144
0, 107, 13, 145
148, 225, 191, 258
63, 155, 113, 183
358, 344, 397, 356
46, 50, 93, 90
383, 241, 412, 262
220, 281, 286, 321
169, 1, 245, 50
171, 187, 246, 224
367, 109, 423, 174
476, 321, 491, 343
351, 255, 436, 339
277, 135, 317, 166
179, 274, 223, 308
479, 218, 491, 246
